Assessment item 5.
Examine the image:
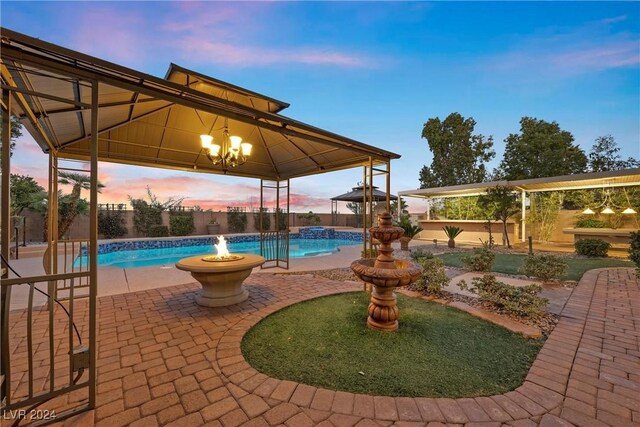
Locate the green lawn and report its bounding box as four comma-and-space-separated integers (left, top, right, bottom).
241, 292, 543, 397
436, 252, 633, 281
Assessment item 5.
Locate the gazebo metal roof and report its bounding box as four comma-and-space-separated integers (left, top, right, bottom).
1, 28, 400, 180
399, 168, 640, 199
331, 185, 398, 202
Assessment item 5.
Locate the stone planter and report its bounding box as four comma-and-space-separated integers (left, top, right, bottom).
399, 236, 411, 251
448, 238, 455, 248
207, 223, 221, 235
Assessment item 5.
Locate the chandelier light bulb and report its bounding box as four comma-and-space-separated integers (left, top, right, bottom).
210, 144, 221, 155
200, 134, 213, 149
241, 143, 252, 156
230, 136, 242, 151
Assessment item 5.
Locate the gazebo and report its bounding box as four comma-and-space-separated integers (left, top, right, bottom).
0, 28, 399, 422
331, 185, 398, 227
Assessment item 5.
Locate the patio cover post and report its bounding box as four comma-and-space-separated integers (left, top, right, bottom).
521, 189, 526, 242
386, 160, 390, 212
426, 198, 431, 220
1, 87, 12, 402
88, 80, 98, 408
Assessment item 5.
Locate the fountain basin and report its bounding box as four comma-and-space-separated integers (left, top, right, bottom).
350, 258, 421, 287
176, 254, 265, 307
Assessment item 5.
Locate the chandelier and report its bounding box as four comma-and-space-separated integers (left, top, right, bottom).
582, 189, 636, 215
200, 120, 252, 169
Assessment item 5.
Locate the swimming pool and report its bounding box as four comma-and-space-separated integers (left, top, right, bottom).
77, 237, 361, 268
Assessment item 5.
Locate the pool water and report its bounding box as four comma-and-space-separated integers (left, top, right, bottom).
77, 238, 360, 269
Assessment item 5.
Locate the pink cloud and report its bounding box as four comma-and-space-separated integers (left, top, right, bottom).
177, 37, 370, 67
71, 7, 146, 64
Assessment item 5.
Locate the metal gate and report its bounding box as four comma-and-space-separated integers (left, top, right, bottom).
259, 179, 289, 269
1, 77, 98, 425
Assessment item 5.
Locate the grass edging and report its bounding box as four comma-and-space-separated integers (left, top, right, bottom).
397, 289, 542, 338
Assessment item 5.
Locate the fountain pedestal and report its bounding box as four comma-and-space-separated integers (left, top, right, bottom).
351, 212, 422, 331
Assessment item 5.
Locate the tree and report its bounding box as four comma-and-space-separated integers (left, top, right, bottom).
588, 135, 640, 172
478, 186, 520, 248
55, 172, 105, 238
419, 113, 495, 188
10, 174, 47, 215
498, 117, 587, 180
0, 113, 23, 157
390, 199, 408, 217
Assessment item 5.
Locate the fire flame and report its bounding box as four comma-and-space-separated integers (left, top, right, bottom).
215, 235, 230, 258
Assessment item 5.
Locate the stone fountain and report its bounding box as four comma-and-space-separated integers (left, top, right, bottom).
350, 212, 422, 331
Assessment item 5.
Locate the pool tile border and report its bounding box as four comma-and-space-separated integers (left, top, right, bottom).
86, 227, 363, 255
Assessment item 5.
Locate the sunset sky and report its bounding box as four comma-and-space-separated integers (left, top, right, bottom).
3, 2, 639, 213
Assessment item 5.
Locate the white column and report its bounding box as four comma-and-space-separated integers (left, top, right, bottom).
521, 190, 526, 242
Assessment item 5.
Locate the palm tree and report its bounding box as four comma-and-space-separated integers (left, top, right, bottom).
57, 172, 105, 238
44, 172, 104, 239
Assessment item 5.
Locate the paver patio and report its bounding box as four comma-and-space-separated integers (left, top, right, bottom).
5, 267, 639, 426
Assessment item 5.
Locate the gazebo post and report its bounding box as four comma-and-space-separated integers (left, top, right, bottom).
88, 80, 99, 408
1, 87, 12, 402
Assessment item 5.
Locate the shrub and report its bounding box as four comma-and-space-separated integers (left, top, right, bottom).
297, 211, 321, 226
169, 212, 195, 236
414, 257, 449, 295
98, 210, 127, 239
410, 248, 433, 263
575, 218, 608, 228
361, 248, 378, 258
462, 248, 495, 272
442, 226, 463, 239
575, 238, 610, 258
521, 254, 567, 282
130, 198, 163, 236
227, 207, 248, 233
629, 231, 640, 271
459, 274, 548, 318
275, 207, 288, 231
397, 215, 422, 238
253, 208, 271, 231
148, 225, 169, 237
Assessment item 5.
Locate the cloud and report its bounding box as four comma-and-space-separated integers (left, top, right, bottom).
479, 17, 639, 86
601, 15, 627, 25
64, 2, 372, 69
177, 38, 370, 67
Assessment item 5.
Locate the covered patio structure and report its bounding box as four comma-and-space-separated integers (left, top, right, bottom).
399, 168, 640, 245
0, 28, 398, 423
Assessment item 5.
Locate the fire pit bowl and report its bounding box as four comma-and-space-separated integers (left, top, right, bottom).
176, 254, 265, 307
